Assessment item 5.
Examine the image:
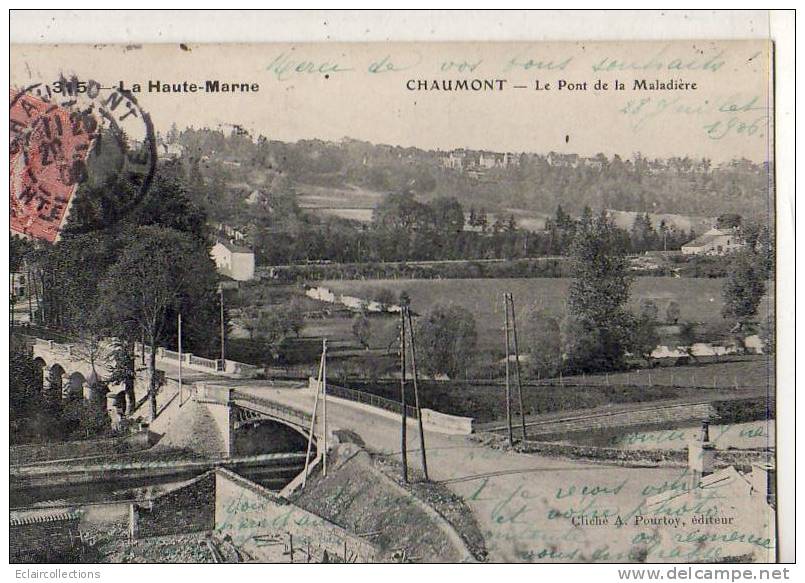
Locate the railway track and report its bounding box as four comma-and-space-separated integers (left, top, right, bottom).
483, 399, 734, 437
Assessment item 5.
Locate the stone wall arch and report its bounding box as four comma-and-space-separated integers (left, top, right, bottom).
65, 371, 87, 400
32, 357, 47, 396
47, 363, 67, 398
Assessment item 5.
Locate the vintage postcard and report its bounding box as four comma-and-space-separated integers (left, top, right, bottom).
9, 38, 778, 565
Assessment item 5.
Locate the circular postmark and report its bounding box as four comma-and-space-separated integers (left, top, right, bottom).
10, 75, 157, 242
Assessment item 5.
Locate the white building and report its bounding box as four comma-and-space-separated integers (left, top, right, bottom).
211, 239, 255, 281
681, 227, 743, 256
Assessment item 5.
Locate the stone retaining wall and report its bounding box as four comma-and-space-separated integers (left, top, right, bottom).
214, 468, 378, 562
515, 440, 771, 468
131, 472, 216, 539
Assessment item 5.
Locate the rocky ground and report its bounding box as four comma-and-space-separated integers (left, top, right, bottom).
81, 521, 217, 563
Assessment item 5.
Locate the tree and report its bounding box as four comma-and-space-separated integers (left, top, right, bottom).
677, 321, 699, 362
476, 208, 488, 232
430, 196, 465, 234
10, 337, 44, 424
565, 212, 634, 372
722, 248, 767, 330
524, 308, 562, 378
286, 298, 306, 338
61, 398, 111, 440
506, 214, 518, 232
372, 190, 430, 232
630, 213, 658, 252
560, 315, 605, 373
240, 306, 263, 341
352, 311, 372, 349
716, 213, 742, 230
106, 337, 138, 415
97, 226, 219, 419
242, 305, 301, 363
414, 304, 477, 379
633, 312, 660, 365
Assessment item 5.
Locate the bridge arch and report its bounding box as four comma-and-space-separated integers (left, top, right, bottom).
47, 363, 67, 399
65, 371, 87, 400
84, 370, 110, 404
32, 357, 47, 396
194, 384, 318, 458
232, 413, 311, 456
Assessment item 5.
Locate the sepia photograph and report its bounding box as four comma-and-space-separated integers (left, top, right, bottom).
6, 10, 793, 571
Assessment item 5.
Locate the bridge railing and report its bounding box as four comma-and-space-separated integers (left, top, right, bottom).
323, 381, 418, 419
189, 354, 218, 370
232, 391, 312, 427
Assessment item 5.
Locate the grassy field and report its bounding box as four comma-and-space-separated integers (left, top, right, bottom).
297, 183, 380, 223
319, 277, 772, 350
559, 356, 775, 391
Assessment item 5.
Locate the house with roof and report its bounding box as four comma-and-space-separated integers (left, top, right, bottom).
10, 509, 82, 562
440, 149, 466, 170
211, 238, 255, 281
681, 227, 744, 256
644, 424, 776, 562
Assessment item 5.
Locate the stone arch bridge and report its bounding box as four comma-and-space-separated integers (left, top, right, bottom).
31, 339, 145, 413
30, 338, 260, 423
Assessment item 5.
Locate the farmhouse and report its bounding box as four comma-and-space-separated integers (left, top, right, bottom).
681, 227, 743, 256
211, 238, 255, 281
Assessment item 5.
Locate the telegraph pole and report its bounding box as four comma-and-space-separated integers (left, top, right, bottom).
302, 342, 325, 489
219, 287, 226, 363
405, 306, 428, 481
322, 338, 328, 477
178, 312, 183, 406
508, 293, 527, 441
26, 264, 33, 322
503, 294, 513, 446
399, 309, 409, 482
10, 272, 15, 328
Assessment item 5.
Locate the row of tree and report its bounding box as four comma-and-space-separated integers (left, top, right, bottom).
248, 193, 701, 266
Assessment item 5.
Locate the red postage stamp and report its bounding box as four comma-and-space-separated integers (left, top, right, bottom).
10, 89, 96, 242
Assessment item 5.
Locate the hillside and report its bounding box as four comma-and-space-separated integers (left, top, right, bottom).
173, 129, 772, 225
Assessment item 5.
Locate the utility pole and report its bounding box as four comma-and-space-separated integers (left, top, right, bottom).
399, 309, 409, 482
219, 287, 226, 363
10, 272, 15, 328
503, 294, 513, 446
178, 312, 183, 406
302, 341, 325, 489
508, 293, 527, 442
322, 338, 328, 477
26, 263, 33, 322
405, 306, 428, 481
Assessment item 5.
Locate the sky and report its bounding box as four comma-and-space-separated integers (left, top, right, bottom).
11, 40, 772, 163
